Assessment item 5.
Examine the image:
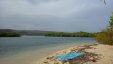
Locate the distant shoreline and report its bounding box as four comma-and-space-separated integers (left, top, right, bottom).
0, 29, 98, 37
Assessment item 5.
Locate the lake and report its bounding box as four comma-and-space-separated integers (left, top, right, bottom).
0, 36, 97, 64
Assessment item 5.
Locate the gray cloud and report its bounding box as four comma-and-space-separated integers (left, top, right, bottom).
0, 0, 113, 32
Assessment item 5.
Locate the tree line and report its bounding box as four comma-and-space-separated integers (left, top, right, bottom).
45, 31, 97, 37
0, 32, 21, 37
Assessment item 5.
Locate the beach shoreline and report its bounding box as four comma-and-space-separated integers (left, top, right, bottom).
37, 44, 113, 64
0, 43, 113, 64
0, 43, 94, 64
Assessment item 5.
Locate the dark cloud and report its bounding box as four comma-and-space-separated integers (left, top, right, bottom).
0, 0, 113, 32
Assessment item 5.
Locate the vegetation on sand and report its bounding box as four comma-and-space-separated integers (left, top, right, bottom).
96, 12, 113, 45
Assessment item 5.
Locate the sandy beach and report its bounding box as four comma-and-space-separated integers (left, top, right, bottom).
37, 44, 113, 64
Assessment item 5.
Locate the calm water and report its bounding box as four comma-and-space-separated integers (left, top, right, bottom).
0, 36, 96, 64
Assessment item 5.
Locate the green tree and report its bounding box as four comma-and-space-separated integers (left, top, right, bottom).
96, 12, 113, 45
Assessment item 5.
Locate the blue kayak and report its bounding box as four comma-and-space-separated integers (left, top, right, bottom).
54, 52, 84, 60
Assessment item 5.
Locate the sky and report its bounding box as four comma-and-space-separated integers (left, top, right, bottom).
0, 0, 113, 32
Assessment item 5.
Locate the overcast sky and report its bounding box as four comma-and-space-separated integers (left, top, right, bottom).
0, 0, 113, 32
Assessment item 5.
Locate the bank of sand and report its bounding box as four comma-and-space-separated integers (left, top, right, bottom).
36, 44, 113, 64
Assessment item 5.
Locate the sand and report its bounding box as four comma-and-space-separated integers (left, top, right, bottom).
85, 44, 113, 64
37, 44, 113, 64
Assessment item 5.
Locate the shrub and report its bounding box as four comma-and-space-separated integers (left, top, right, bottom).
96, 29, 113, 45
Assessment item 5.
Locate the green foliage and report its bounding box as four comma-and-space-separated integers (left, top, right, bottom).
0, 32, 21, 37
45, 31, 96, 37
96, 29, 113, 45
96, 12, 113, 45
109, 12, 113, 28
